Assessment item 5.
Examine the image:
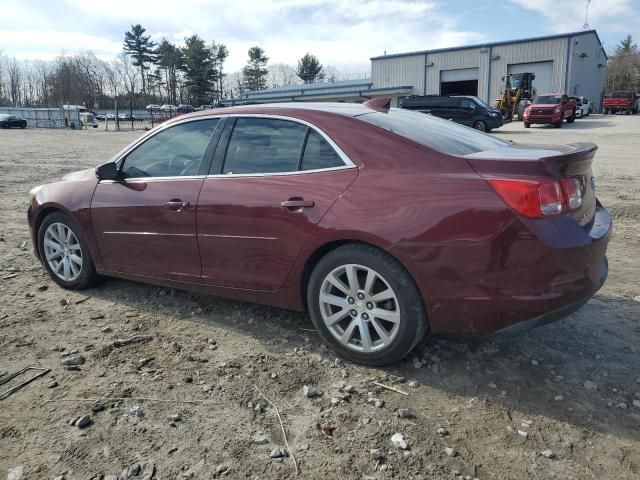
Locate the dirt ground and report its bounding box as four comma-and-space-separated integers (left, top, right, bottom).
1, 115, 639, 480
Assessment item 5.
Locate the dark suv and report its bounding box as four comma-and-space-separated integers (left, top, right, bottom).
400, 95, 503, 132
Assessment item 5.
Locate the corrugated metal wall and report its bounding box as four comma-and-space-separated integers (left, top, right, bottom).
371, 54, 424, 95
371, 32, 606, 108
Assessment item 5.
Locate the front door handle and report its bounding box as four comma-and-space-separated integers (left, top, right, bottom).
281, 199, 314, 211
165, 199, 190, 212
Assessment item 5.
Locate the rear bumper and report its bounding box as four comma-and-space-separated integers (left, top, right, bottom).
402, 204, 612, 334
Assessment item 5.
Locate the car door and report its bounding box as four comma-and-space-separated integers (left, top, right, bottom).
456, 98, 476, 126
91, 117, 223, 281
197, 116, 358, 291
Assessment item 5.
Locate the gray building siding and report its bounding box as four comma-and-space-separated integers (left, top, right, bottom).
370, 31, 607, 109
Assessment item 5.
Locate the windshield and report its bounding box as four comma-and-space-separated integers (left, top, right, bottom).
533, 95, 561, 104
357, 108, 508, 156
612, 92, 632, 98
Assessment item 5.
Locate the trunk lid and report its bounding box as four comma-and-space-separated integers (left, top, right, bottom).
464, 143, 597, 226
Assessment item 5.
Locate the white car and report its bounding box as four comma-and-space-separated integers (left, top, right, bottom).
574, 97, 591, 118
160, 104, 177, 112
145, 104, 161, 111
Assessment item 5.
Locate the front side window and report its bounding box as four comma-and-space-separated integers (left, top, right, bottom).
121, 119, 219, 178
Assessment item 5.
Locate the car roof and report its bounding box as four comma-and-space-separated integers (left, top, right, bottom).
177, 102, 377, 122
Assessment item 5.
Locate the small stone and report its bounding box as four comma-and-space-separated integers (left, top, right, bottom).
170, 414, 182, 422
408, 380, 419, 388
90, 402, 106, 413
330, 397, 340, 406
270, 447, 286, 458
216, 464, 228, 474
254, 437, 270, 445
633, 399, 640, 408
127, 464, 141, 477
397, 408, 413, 418
370, 448, 385, 461
617, 402, 628, 409
445, 447, 458, 457
391, 432, 408, 450
129, 406, 144, 417
138, 358, 152, 368
344, 385, 356, 393
412, 358, 422, 369
302, 385, 320, 398
62, 355, 85, 367
436, 427, 448, 436
583, 381, 597, 391
76, 415, 91, 428
270, 372, 278, 379
542, 449, 556, 459
517, 430, 528, 438
367, 398, 384, 408
48, 381, 58, 388
530, 359, 539, 366
488, 382, 497, 389
554, 395, 564, 401
101, 326, 112, 333
68, 416, 79, 426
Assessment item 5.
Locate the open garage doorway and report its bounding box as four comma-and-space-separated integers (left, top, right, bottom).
440, 68, 479, 96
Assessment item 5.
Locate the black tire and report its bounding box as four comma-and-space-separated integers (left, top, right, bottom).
37, 211, 99, 290
524, 122, 531, 128
20, 124, 26, 129
566, 110, 576, 123
472, 120, 486, 132
554, 120, 562, 128
307, 244, 427, 366
603, 109, 609, 115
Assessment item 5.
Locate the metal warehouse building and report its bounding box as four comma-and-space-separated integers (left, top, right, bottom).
372, 30, 608, 108
223, 30, 608, 109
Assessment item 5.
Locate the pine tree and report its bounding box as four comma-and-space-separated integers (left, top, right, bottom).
180, 35, 216, 105
242, 46, 269, 91
296, 53, 325, 83
123, 24, 157, 96
615, 35, 637, 55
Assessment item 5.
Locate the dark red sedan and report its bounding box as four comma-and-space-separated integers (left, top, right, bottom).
28, 101, 611, 365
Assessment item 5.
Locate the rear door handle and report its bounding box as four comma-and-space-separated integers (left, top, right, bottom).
165, 199, 190, 211
281, 199, 314, 210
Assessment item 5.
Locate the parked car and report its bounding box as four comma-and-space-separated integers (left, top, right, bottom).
0, 114, 27, 129
95, 113, 106, 121
401, 95, 503, 132
177, 104, 195, 113
146, 104, 161, 112
160, 104, 177, 112
523, 93, 577, 128
196, 105, 214, 111
80, 112, 99, 128
603, 91, 638, 115
118, 113, 136, 121
572, 96, 591, 118
105, 113, 116, 120
27, 101, 611, 365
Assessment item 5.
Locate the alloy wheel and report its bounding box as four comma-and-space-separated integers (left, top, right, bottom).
43, 222, 83, 282
319, 264, 400, 353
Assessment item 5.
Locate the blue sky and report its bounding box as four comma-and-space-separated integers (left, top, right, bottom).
0, 0, 638, 73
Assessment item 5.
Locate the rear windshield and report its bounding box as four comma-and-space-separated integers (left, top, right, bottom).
357, 108, 507, 156
612, 92, 633, 98
533, 95, 561, 104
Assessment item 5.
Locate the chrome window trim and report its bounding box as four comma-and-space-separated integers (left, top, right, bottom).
98, 175, 206, 184
211, 113, 357, 178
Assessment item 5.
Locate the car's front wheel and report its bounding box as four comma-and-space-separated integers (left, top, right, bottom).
472, 120, 486, 132
37, 211, 99, 289
307, 244, 426, 366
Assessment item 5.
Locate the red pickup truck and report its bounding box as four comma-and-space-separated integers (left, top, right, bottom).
603, 91, 638, 115
523, 93, 577, 128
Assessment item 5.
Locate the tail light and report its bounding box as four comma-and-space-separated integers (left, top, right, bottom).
487, 178, 582, 219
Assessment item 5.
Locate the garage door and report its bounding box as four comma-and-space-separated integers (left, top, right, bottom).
440, 68, 479, 96
507, 61, 553, 95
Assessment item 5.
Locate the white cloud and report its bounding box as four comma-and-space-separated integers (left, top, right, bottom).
509, 0, 640, 47
0, 0, 485, 74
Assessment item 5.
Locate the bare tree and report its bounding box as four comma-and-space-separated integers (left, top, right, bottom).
7, 58, 22, 106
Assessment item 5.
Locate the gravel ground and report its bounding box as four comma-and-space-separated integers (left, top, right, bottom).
0, 114, 639, 480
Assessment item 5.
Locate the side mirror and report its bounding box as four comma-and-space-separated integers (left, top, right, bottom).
96, 162, 119, 181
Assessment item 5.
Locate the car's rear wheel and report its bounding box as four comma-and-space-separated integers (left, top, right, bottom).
524, 122, 531, 128
566, 110, 576, 123
38, 211, 99, 289
307, 244, 426, 366
472, 120, 486, 132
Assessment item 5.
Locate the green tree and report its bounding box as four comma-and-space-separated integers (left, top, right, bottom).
242, 46, 269, 91
615, 35, 637, 55
123, 24, 157, 96
180, 35, 216, 105
296, 53, 325, 83
211, 43, 229, 104
156, 39, 182, 105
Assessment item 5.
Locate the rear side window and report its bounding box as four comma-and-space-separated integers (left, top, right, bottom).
301, 130, 343, 171
223, 118, 307, 174
357, 108, 507, 156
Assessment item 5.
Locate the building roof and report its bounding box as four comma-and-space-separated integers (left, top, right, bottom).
371, 29, 608, 61
221, 78, 413, 105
